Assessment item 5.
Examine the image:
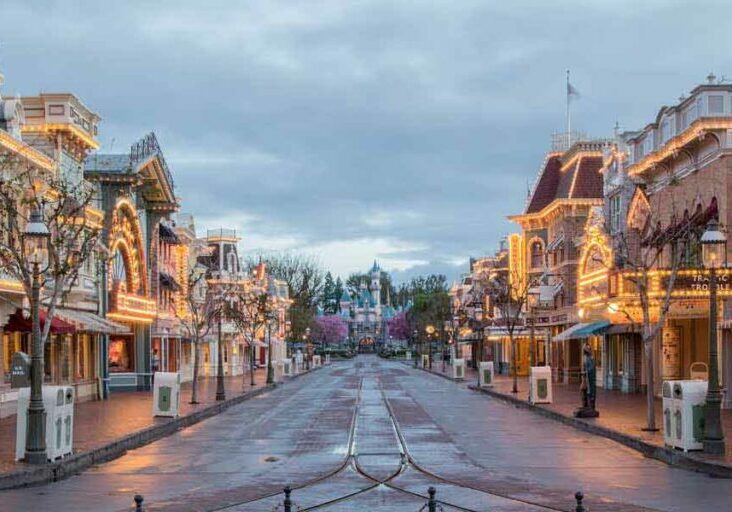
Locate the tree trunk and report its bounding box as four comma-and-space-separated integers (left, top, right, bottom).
644, 334, 656, 430
250, 341, 256, 386
511, 333, 518, 393
190, 339, 200, 404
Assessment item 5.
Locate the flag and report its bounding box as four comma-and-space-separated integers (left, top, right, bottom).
567, 81, 580, 102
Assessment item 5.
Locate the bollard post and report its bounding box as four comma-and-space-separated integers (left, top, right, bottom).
133, 494, 144, 512
427, 486, 437, 512
283, 485, 292, 512
575, 491, 585, 512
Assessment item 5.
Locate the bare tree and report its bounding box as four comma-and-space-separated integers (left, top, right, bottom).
0, 151, 101, 346
176, 263, 220, 404
226, 290, 272, 388
247, 253, 324, 343
610, 186, 700, 431
487, 265, 533, 394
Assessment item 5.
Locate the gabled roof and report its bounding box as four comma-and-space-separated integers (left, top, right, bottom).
525, 153, 603, 214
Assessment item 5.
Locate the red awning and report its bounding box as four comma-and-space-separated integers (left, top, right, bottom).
4, 308, 76, 335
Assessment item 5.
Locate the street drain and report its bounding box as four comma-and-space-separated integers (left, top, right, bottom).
265, 456, 279, 462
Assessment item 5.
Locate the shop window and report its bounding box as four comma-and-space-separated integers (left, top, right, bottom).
609, 194, 621, 231
109, 338, 134, 372
682, 230, 702, 268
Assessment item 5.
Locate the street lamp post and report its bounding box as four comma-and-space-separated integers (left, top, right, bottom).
215, 311, 226, 401
425, 325, 435, 370
24, 207, 50, 464
701, 219, 726, 455
443, 323, 452, 374
412, 329, 418, 368
266, 310, 275, 385
304, 327, 311, 370
527, 289, 539, 369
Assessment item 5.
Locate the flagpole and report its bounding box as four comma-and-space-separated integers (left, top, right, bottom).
566, 69, 571, 148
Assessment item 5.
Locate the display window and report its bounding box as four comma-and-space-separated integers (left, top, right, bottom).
109, 337, 134, 372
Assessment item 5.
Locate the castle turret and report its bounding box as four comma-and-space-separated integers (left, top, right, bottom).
369, 260, 381, 307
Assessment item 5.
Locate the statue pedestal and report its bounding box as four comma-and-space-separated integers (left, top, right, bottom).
573, 407, 599, 418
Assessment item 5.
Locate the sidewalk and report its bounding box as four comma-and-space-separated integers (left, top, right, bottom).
0, 366, 313, 489
419, 361, 732, 476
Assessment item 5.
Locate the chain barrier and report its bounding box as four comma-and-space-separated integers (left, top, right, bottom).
129, 488, 589, 510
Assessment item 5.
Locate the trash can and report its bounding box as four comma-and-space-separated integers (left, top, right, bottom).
529, 366, 552, 404
405, 351, 411, 361
662, 380, 679, 448
421, 354, 429, 368
452, 358, 465, 380
673, 380, 707, 451
153, 372, 181, 418
283, 358, 292, 376
295, 351, 303, 373
313, 355, 321, 367
15, 385, 73, 461
479, 361, 494, 387
325, 353, 331, 365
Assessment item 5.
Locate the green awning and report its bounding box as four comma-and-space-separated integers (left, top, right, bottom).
573, 320, 611, 338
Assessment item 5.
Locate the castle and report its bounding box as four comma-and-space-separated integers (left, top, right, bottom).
338, 261, 396, 347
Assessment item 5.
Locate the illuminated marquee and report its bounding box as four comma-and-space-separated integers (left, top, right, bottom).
107, 197, 156, 322
508, 233, 525, 297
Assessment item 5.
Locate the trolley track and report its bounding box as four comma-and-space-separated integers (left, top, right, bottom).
212, 364, 571, 512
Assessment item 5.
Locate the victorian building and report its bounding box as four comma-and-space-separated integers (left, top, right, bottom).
196, 229, 289, 377
85, 132, 178, 392
509, 139, 606, 380
577, 76, 732, 404
0, 86, 133, 412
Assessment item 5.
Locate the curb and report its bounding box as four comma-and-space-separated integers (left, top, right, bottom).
0, 367, 322, 491
409, 363, 732, 478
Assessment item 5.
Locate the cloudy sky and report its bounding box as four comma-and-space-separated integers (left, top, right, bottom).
1, 1, 729, 281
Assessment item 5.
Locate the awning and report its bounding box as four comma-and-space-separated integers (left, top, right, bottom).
573, 320, 611, 338
547, 232, 565, 252
606, 323, 640, 335
4, 308, 76, 334
159, 223, 181, 244
554, 321, 610, 342
55, 308, 131, 335
552, 323, 587, 342
159, 271, 182, 292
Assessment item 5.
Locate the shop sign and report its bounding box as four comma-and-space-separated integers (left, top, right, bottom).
10, 352, 30, 389
668, 300, 708, 319
660, 271, 732, 294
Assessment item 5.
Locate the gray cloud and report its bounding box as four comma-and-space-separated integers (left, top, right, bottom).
2, 0, 731, 280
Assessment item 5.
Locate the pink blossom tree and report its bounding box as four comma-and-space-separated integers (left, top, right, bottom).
312, 315, 348, 346
388, 311, 410, 340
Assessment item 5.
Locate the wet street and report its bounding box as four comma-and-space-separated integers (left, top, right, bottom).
2, 356, 731, 511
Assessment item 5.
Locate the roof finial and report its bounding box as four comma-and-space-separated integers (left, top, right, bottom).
707, 71, 717, 84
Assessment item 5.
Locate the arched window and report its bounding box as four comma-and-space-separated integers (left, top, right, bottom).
530, 241, 544, 269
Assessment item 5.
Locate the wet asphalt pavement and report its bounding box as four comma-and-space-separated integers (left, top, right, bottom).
1, 355, 731, 511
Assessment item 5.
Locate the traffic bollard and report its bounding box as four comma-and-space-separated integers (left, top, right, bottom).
575, 491, 586, 512
427, 486, 437, 512
283, 485, 292, 512
133, 494, 144, 512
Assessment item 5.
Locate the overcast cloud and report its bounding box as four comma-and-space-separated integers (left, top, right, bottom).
1, 0, 730, 281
